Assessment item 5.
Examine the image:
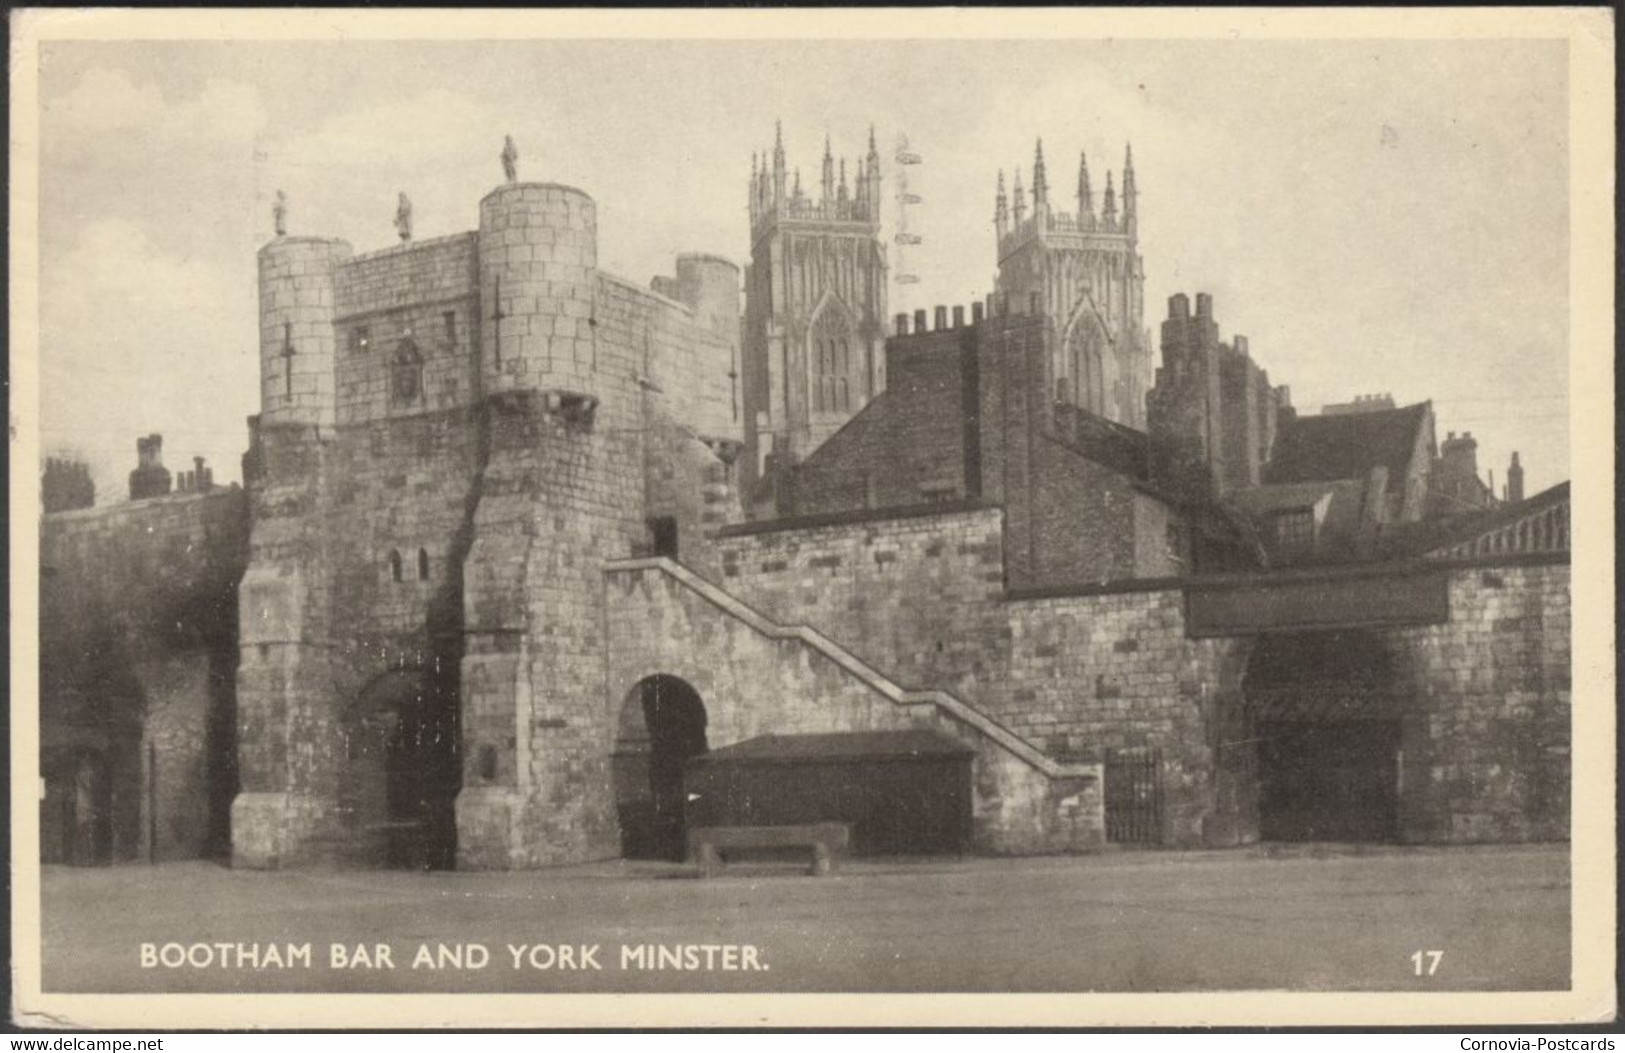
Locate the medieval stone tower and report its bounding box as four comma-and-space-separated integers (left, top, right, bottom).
234, 157, 742, 872
740, 123, 889, 503
993, 140, 1150, 428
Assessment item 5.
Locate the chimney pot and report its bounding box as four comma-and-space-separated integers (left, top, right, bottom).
971, 302, 985, 324
913, 309, 927, 332
934, 306, 948, 331
895, 312, 909, 336
952, 305, 965, 328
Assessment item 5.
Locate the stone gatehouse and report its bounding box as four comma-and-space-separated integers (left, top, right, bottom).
39, 133, 1571, 869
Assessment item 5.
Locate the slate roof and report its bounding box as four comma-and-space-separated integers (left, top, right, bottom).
691, 730, 975, 765
1264, 401, 1431, 494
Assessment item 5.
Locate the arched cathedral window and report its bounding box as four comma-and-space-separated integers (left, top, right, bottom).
1065, 317, 1107, 415
809, 305, 858, 416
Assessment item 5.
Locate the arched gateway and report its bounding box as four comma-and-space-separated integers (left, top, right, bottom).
612, 675, 708, 860
342, 670, 459, 869
1242, 631, 1408, 843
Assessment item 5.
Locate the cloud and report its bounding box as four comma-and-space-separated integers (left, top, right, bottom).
45, 66, 266, 151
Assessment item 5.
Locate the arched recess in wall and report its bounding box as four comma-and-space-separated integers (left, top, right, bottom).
1240, 631, 1412, 846
611, 674, 708, 861
341, 667, 460, 870
807, 293, 860, 416
390, 337, 425, 407
1061, 306, 1113, 417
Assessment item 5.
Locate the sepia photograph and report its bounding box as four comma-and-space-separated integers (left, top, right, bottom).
9, 7, 1615, 1030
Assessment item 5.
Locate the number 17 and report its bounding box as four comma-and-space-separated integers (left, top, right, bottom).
1411, 950, 1444, 976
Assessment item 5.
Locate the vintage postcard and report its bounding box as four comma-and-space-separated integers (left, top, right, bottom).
9, 7, 1615, 1030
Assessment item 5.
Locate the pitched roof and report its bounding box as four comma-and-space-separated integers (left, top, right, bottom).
1376, 480, 1570, 559
1265, 401, 1431, 493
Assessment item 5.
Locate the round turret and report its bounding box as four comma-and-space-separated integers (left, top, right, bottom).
477, 183, 598, 395
257, 236, 352, 429
673, 254, 742, 338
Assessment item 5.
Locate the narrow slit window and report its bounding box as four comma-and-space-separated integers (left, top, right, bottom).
388, 550, 403, 583
417, 548, 430, 580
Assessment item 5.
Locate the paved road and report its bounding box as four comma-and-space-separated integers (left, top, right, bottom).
36, 844, 1569, 993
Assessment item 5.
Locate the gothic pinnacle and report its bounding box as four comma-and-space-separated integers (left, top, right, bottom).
1103, 169, 1117, 221
1033, 138, 1048, 205
868, 124, 878, 156
1123, 142, 1137, 213
1077, 150, 1094, 215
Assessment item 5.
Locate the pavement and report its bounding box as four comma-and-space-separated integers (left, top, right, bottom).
35, 842, 1569, 993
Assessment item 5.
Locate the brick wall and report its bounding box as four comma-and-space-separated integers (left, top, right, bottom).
786, 325, 972, 513
1025, 435, 1143, 585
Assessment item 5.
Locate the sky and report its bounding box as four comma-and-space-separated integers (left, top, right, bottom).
32, 34, 1571, 502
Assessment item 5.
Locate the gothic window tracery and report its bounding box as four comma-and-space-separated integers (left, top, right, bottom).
1065, 316, 1107, 414
809, 302, 857, 415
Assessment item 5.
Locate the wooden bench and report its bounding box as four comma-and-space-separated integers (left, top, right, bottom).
687, 823, 851, 877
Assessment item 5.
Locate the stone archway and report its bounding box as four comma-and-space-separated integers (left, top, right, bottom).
1242, 631, 1407, 843
342, 669, 459, 869
612, 675, 708, 861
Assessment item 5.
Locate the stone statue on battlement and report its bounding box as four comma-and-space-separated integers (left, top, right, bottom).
273, 190, 288, 237
395, 193, 413, 242
501, 135, 519, 183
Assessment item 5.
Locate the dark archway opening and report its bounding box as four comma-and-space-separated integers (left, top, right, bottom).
42, 748, 114, 866
345, 671, 459, 869
1244, 631, 1405, 843
613, 675, 708, 860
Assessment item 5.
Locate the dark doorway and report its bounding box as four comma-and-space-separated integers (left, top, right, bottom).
42, 749, 113, 866
346, 671, 459, 869
1257, 720, 1400, 842
615, 675, 707, 860
1244, 631, 1405, 844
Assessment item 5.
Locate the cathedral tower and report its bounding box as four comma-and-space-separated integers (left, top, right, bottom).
740, 123, 889, 506
993, 140, 1149, 428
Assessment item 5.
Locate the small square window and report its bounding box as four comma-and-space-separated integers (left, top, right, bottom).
1273, 509, 1315, 551
350, 326, 371, 354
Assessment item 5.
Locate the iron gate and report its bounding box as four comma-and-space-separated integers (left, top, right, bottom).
1104, 748, 1164, 844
